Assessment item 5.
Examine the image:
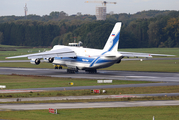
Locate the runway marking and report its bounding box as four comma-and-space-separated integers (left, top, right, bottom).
113, 76, 158, 79
0, 90, 45, 93
0, 67, 38, 71
0, 67, 52, 71
109, 95, 138, 98
127, 76, 158, 79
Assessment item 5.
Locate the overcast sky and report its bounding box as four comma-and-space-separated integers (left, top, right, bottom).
0, 0, 179, 16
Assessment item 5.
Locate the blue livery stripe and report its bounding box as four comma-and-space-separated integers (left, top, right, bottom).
89, 51, 108, 67
89, 31, 120, 67
55, 56, 112, 64
108, 32, 120, 52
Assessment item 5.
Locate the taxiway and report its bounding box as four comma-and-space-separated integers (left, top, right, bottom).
0, 67, 179, 82
0, 100, 179, 111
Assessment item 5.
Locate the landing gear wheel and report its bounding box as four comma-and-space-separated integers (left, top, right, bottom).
85, 69, 97, 74
67, 69, 78, 74
54, 65, 62, 69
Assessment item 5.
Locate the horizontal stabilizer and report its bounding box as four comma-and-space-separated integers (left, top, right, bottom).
119, 51, 175, 58
149, 54, 175, 57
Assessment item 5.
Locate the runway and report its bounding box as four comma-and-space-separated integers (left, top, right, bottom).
0, 67, 179, 82
0, 100, 179, 111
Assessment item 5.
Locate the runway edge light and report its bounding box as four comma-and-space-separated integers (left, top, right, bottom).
69, 82, 74, 85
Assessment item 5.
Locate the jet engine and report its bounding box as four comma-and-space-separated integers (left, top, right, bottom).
48, 57, 54, 63
30, 59, 41, 65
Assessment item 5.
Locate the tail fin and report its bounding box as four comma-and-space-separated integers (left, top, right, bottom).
103, 22, 122, 52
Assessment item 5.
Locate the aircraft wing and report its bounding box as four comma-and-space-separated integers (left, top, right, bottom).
6, 47, 76, 59
119, 51, 175, 58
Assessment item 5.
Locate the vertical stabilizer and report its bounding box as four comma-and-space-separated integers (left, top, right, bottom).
103, 22, 122, 52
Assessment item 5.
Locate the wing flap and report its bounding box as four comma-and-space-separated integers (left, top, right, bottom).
6, 47, 76, 59
27, 51, 76, 59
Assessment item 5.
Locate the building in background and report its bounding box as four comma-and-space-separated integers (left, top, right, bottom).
96, 6, 106, 20
85, 1, 116, 20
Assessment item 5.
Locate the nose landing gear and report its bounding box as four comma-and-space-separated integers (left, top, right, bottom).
67, 69, 78, 73
54, 65, 62, 69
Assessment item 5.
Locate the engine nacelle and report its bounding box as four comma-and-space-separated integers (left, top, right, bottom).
30, 59, 40, 65
48, 57, 54, 63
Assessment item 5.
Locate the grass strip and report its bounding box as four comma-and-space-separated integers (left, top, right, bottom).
0, 46, 50, 60
0, 74, 152, 89
1, 85, 179, 98
0, 106, 179, 120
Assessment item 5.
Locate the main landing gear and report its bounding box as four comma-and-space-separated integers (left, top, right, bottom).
67, 68, 78, 73
85, 69, 97, 73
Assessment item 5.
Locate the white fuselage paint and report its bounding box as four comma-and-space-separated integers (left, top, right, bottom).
51, 45, 122, 70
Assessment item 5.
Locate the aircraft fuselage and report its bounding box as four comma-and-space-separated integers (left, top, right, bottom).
51, 45, 122, 70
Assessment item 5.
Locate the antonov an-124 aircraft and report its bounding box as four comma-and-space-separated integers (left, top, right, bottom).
6, 22, 174, 73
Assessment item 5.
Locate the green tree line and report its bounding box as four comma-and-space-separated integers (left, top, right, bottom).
0, 10, 179, 48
